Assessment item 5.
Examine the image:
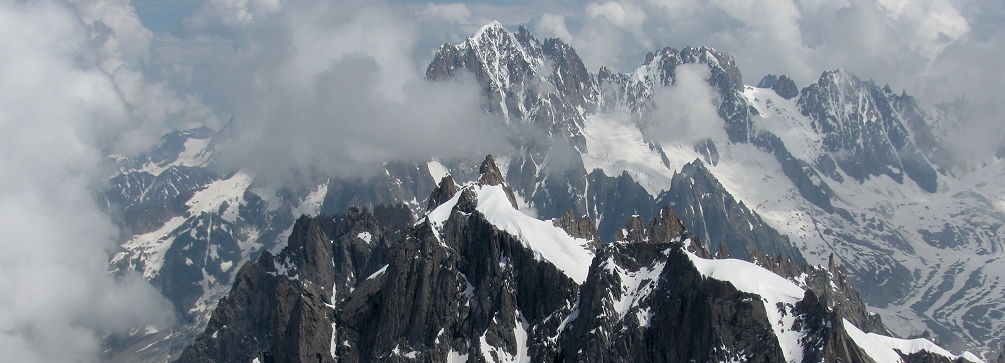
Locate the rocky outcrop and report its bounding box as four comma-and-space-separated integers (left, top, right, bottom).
427, 175, 458, 211
176, 204, 406, 363
657, 160, 805, 263
771, 74, 799, 100
553, 210, 600, 247
798, 70, 939, 193
559, 237, 786, 362
751, 251, 888, 335
478, 154, 519, 209
180, 156, 971, 363
583, 169, 656, 242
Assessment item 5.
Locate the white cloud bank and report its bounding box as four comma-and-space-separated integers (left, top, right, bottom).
519, 0, 1003, 158
179, 0, 507, 185
0, 1, 174, 362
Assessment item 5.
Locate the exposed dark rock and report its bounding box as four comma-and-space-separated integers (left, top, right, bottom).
647, 205, 690, 245
180, 178, 962, 363
372, 203, 414, 240
715, 244, 730, 259
752, 130, 836, 213
757, 74, 779, 88
585, 169, 656, 242
791, 291, 875, 363
771, 75, 799, 100
751, 251, 887, 335
900, 351, 971, 363
814, 154, 845, 183
553, 210, 600, 247
908, 330, 946, 349
338, 183, 581, 362
427, 175, 458, 211
479, 155, 519, 210
478, 154, 507, 186
657, 160, 804, 263
177, 204, 403, 363
541, 36, 596, 113
559, 209, 782, 362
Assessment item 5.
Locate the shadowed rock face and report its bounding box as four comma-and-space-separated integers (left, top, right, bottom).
176, 206, 406, 363
771, 75, 799, 100
178, 157, 964, 363
477, 154, 519, 209
657, 160, 805, 264
797, 70, 939, 193
427, 175, 458, 211
553, 209, 601, 248
751, 251, 888, 335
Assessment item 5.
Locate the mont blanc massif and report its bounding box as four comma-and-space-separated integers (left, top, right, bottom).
99, 22, 1005, 363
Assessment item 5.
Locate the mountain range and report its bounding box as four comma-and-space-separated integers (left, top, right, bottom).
100, 22, 1005, 362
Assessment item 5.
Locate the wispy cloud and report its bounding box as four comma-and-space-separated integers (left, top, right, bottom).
0, 1, 174, 361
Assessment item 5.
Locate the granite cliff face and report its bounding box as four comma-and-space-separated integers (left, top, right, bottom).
179, 156, 979, 363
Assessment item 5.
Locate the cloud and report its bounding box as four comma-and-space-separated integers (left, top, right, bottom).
453, 0, 1002, 159
183, 0, 281, 29
187, 1, 507, 185
0, 1, 174, 362
643, 64, 728, 146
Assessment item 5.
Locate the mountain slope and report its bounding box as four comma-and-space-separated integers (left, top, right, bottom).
179, 155, 983, 363
422, 22, 1003, 355
103, 21, 1005, 359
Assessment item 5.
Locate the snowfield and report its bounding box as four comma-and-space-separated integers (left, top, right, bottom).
426, 182, 596, 284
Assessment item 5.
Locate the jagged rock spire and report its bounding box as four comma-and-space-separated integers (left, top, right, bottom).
614, 205, 687, 243
648, 204, 687, 244
427, 175, 457, 211
715, 244, 730, 259
553, 210, 600, 248
478, 154, 505, 186
612, 204, 710, 256
771, 74, 798, 100
478, 154, 519, 209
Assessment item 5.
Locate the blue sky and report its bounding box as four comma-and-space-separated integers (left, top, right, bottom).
132, 0, 201, 32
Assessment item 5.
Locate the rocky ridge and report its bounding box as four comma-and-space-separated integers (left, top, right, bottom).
179, 156, 982, 363
424, 22, 1004, 355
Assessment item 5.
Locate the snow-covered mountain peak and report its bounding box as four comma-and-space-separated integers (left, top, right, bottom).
627, 45, 743, 94
424, 156, 595, 284
464, 20, 541, 65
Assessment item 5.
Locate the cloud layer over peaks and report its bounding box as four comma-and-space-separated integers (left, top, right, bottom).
468, 0, 1002, 158
191, 0, 507, 184
0, 1, 174, 362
